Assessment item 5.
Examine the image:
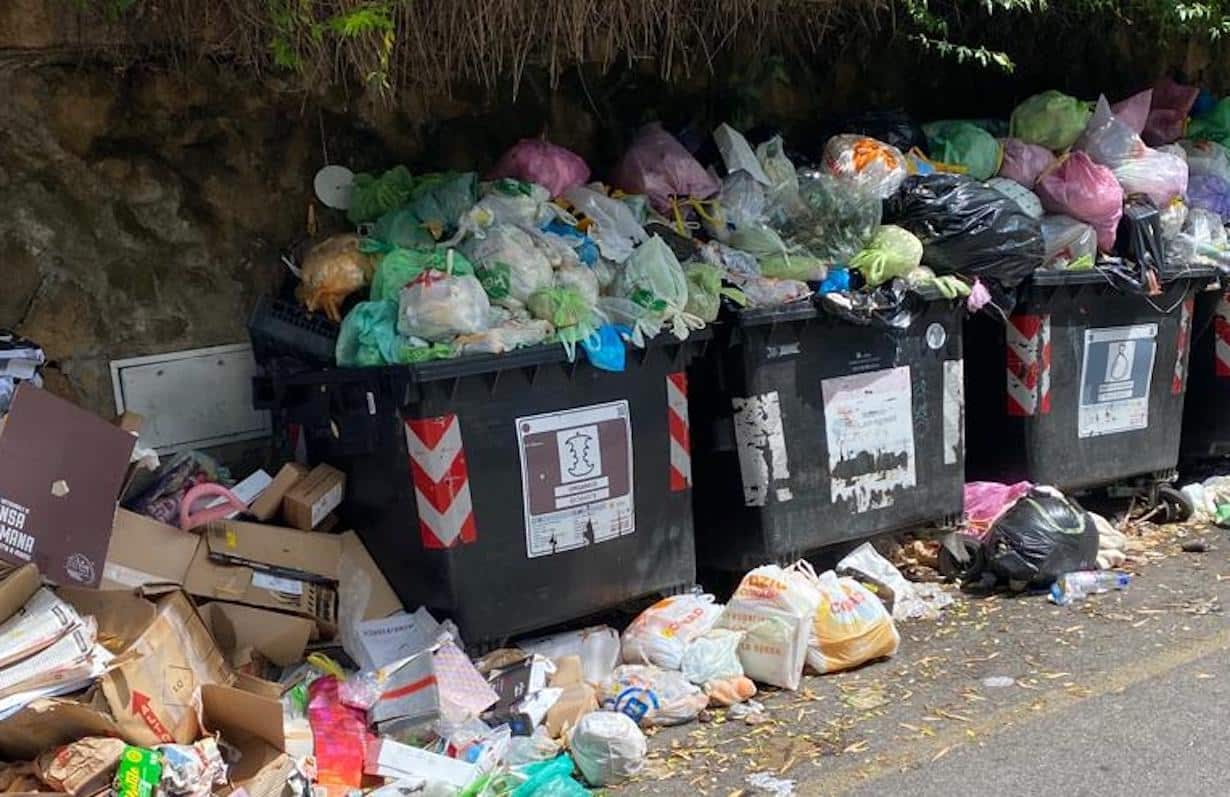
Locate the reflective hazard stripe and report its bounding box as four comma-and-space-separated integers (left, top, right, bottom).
1173, 296, 1194, 394
1216, 294, 1230, 378
666, 372, 691, 491
1005, 313, 1051, 416
405, 414, 476, 549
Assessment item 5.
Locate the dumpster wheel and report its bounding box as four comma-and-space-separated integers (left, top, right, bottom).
1156, 483, 1195, 524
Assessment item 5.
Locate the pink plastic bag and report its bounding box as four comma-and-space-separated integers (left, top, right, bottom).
488, 138, 590, 198
1077, 96, 1188, 208
997, 138, 1056, 187
964, 481, 1033, 539
1112, 89, 1152, 135
308, 676, 368, 797
1035, 152, 1124, 252
1144, 77, 1199, 146
611, 123, 720, 213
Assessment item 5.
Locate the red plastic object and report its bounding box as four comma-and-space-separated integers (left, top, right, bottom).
308, 676, 368, 797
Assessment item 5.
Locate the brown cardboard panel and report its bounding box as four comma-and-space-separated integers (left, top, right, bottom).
200, 602, 314, 668
249, 464, 308, 523
204, 521, 341, 583
0, 564, 41, 625
0, 386, 136, 587
282, 465, 346, 531
199, 684, 285, 783
102, 510, 199, 590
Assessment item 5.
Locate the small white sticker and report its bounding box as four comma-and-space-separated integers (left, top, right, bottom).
251, 571, 306, 595
926, 323, 948, 350
822, 366, 916, 512
311, 481, 344, 527
731, 392, 792, 507
943, 359, 964, 466
1079, 324, 1157, 438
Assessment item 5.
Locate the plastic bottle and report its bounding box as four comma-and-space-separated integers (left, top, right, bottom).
1049, 571, 1131, 605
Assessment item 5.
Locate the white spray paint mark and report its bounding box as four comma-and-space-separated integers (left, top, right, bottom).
731, 392, 792, 507
943, 359, 964, 466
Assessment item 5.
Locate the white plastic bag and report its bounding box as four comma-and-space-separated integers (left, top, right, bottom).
397, 271, 490, 342
518, 626, 621, 686
554, 263, 600, 307
1040, 214, 1097, 270
459, 181, 556, 235
837, 542, 933, 622
461, 224, 554, 308
560, 185, 647, 263
454, 319, 553, 355
707, 171, 769, 241
601, 665, 708, 727
715, 563, 822, 690
569, 711, 646, 787
621, 594, 724, 670
680, 629, 744, 685
715, 123, 771, 185
1182, 139, 1230, 181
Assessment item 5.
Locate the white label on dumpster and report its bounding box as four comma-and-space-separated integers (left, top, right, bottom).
1079, 324, 1157, 438
822, 366, 916, 512
943, 359, 964, 466
517, 401, 634, 558
731, 392, 792, 506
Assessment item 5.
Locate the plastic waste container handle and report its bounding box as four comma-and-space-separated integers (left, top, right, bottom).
179, 483, 249, 531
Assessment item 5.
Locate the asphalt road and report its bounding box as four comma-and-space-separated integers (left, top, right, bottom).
615, 522, 1230, 796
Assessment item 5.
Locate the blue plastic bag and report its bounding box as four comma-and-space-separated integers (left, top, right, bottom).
543, 219, 600, 266
817, 267, 851, 294
581, 324, 628, 372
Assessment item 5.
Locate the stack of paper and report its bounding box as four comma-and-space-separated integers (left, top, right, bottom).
0, 331, 44, 415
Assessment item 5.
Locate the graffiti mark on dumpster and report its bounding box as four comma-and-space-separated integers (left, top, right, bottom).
943, 359, 965, 466
517, 401, 634, 558
822, 366, 916, 513
731, 392, 792, 507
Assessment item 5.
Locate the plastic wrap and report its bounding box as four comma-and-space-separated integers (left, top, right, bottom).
1040, 215, 1097, 270
997, 138, 1056, 187
296, 234, 375, 322
560, 185, 647, 263
1035, 152, 1124, 251
461, 225, 554, 308
922, 121, 1002, 180
849, 225, 923, 287
1009, 90, 1091, 151
821, 135, 906, 199
488, 138, 590, 197
398, 271, 490, 342
610, 122, 720, 213
883, 174, 1044, 286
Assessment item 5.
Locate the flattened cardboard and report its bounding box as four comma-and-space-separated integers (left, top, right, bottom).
204, 521, 341, 583
184, 544, 337, 635
0, 564, 40, 625
0, 386, 135, 587
249, 464, 307, 523
198, 684, 285, 784
200, 602, 314, 668
339, 531, 403, 622
0, 693, 122, 761
282, 465, 345, 531
102, 510, 199, 590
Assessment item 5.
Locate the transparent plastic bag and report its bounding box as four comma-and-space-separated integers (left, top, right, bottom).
1188, 173, 1230, 221
729, 224, 829, 283
1010, 90, 1091, 151
488, 138, 590, 197
461, 224, 554, 308
337, 300, 454, 366
1035, 152, 1124, 251
778, 170, 881, 269
1040, 214, 1097, 270
460, 179, 556, 234
554, 263, 600, 307
698, 240, 760, 278
621, 594, 724, 671
1181, 139, 1230, 181
997, 138, 1056, 187
1160, 198, 1188, 241
454, 319, 553, 355
922, 120, 1002, 181
685, 262, 746, 322
611, 235, 702, 342
601, 665, 709, 727
610, 122, 720, 213
1112, 89, 1152, 135
714, 123, 771, 184
398, 271, 491, 342
680, 629, 744, 685
369, 247, 471, 303
727, 274, 811, 307
297, 234, 376, 322
706, 171, 768, 242
755, 135, 803, 218
560, 185, 647, 263
821, 135, 906, 199
849, 225, 924, 287
1078, 97, 1188, 206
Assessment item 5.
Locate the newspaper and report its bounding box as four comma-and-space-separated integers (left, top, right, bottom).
0, 588, 84, 669
0, 617, 99, 699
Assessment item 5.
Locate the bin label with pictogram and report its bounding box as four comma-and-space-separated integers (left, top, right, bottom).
517, 400, 635, 558
1078, 324, 1157, 438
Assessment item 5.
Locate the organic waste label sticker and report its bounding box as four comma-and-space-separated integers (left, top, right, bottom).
1079, 324, 1157, 438
517, 400, 634, 558
822, 366, 916, 513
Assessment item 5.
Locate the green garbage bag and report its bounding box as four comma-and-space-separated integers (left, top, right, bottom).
684, 262, 747, 322
728, 223, 829, 282
336, 299, 454, 366
612, 235, 706, 343
348, 165, 416, 225
922, 121, 1003, 181
510, 755, 589, 797
849, 225, 924, 287
1189, 98, 1230, 148
369, 247, 473, 303
1010, 91, 1092, 151
404, 171, 479, 236
528, 286, 604, 360
369, 205, 436, 250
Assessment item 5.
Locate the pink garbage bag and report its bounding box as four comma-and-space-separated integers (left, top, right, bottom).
1112, 89, 1152, 135
1144, 77, 1199, 146
1035, 151, 1124, 252
997, 138, 1056, 187
610, 122, 720, 213
964, 481, 1033, 539
1077, 95, 1188, 209
488, 138, 590, 198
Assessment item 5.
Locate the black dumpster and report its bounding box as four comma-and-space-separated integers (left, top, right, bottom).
1181, 282, 1230, 462
255, 334, 705, 646
966, 269, 1210, 491
688, 290, 966, 574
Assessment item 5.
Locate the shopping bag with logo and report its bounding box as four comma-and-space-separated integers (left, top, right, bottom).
714, 563, 822, 690
621, 594, 723, 671
799, 569, 899, 675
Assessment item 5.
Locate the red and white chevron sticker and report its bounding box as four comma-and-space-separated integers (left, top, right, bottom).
405, 414, 476, 549
666, 372, 691, 491
1173, 296, 1194, 394
1216, 293, 1230, 378
1005, 313, 1051, 417
286, 423, 309, 464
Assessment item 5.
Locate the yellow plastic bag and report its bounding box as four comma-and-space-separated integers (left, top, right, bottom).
297, 234, 376, 322
804, 569, 899, 675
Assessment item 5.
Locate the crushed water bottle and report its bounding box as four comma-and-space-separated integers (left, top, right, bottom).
1049, 571, 1131, 605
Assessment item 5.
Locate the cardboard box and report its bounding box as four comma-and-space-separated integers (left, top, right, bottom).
205, 521, 341, 583
364, 738, 477, 790
200, 602, 314, 668
198, 684, 286, 789
249, 464, 308, 523
282, 465, 346, 531
0, 385, 136, 586
184, 543, 337, 636
101, 510, 199, 590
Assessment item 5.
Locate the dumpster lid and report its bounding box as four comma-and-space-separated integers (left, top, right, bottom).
1029, 264, 1217, 288
733, 285, 952, 328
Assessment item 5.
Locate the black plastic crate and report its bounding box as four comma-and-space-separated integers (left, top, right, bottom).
248, 295, 339, 366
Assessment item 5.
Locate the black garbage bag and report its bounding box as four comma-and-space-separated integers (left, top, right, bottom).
1115, 197, 1166, 273
883, 174, 1045, 288
831, 110, 927, 155
983, 488, 1099, 587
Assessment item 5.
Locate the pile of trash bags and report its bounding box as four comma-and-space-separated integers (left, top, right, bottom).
288, 77, 1230, 373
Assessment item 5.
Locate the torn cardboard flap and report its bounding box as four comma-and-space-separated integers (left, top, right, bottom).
205, 521, 341, 583
0, 385, 136, 587
0, 694, 122, 761
198, 683, 285, 784
249, 464, 307, 523
200, 602, 314, 669
102, 510, 199, 590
